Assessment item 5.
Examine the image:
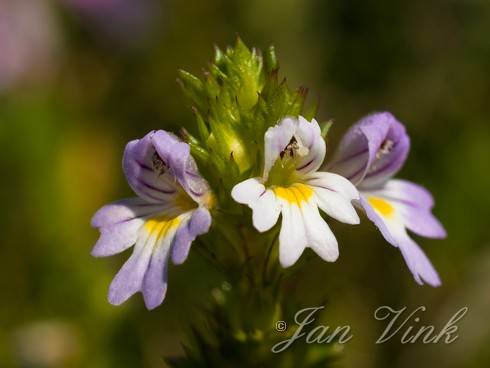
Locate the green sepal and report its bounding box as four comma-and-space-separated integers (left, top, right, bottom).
191, 107, 210, 143
264, 45, 278, 73
179, 38, 317, 209
320, 119, 334, 139
177, 69, 207, 112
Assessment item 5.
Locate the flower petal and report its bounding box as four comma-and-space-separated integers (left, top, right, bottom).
123, 130, 211, 206
108, 214, 185, 307
304, 171, 359, 200
152, 130, 211, 204
369, 179, 434, 209
294, 117, 326, 174
123, 132, 179, 203
327, 117, 387, 185
252, 189, 281, 232
313, 187, 360, 224
108, 226, 156, 306
231, 177, 265, 205
142, 220, 182, 310
328, 112, 410, 187
369, 180, 446, 238
359, 196, 396, 244
171, 208, 212, 265
91, 218, 145, 257
142, 238, 170, 310
91, 197, 167, 228
360, 194, 441, 286
278, 202, 307, 267
263, 117, 296, 179
301, 201, 339, 262
396, 231, 441, 287
401, 207, 447, 239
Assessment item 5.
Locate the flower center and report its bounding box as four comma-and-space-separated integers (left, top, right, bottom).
152, 152, 168, 176
280, 136, 309, 160
144, 216, 182, 241
174, 191, 198, 212
273, 183, 314, 205
376, 139, 394, 159
367, 196, 395, 217
266, 136, 308, 187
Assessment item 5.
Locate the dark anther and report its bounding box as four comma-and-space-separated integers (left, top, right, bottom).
280, 136, 299, 159
377, 139, 394, 159
152, 152, 168, 175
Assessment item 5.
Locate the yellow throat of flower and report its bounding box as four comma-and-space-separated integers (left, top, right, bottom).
273, 183, 314, 205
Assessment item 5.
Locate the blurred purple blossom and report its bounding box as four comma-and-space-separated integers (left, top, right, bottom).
64, 0, 161, 45
0, 0, 60, 91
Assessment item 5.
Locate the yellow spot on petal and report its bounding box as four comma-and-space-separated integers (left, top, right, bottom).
273, 183, 314, 205
367, 196, 395, 217
144, 216, 182, 241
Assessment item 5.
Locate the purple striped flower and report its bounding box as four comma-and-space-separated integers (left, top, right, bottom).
91, 131, 213, 309
328, 112, 447, 287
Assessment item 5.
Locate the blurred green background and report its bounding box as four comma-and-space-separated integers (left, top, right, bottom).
1, 0, 490, 367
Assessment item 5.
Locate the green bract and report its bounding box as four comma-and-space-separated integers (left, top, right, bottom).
178, 38, 316, 208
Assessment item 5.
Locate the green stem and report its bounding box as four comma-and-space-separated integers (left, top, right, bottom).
214, 210, 245, 261
262, 228, 280, 286
195, 239, 228, 276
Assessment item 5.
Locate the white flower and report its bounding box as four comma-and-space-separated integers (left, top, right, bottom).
231, 116, 360, 267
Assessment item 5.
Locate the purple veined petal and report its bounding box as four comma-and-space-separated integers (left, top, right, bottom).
91, 198, 178, 257
263, 117, 296, 180
91, 217, 145, 257
368, 179, 434, 209
359, 194, 441, 287
108, 226, 156, 306
123, 132, 180, 203
327, 114, 390, 185
142, 242, 169, 310
400, 207, 447, 239
151, 130, 211, 204
91, 197, 165, 228
294, 117, 326, 175
171, 207, 212, 265
368, 180, 446, 238
142, 222, 181, 310
183, 150, 212, 200
328, 112, 410, 187
393, 227, 441, 287
361, 120, 410, 188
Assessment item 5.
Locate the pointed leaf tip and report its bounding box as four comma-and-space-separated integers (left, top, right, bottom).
320, 120, 334, 138
265, 45, 278, 72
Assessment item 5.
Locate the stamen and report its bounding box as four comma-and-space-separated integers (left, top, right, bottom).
280, 136, 309, 160
376, 139, 394, 159
152, 152, 168, 176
